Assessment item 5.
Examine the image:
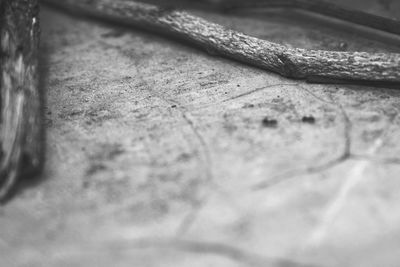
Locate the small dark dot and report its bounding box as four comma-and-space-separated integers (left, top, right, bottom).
262, 117, 278, 128
82, 181, 90, 189
302, 116, 316, 124
243, 103, 255, 108
237, 84, 240, 87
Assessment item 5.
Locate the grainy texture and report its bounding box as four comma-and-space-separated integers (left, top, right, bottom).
204, 0, 400, 36
2, 1, 400, 267
43, 0, 400, 83
0, 0, 43, 200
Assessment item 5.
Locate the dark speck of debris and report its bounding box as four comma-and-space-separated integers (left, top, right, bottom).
177, 153, 191, 162
262, 117, 278, 128
82, 180, 90, 189
171, 105, 177, 108
302, 115, 316, 124
243, 103, 255, 109
237, 84, 240, 87
86, 163, 107, 176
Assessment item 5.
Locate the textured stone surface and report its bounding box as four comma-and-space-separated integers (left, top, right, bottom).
1, 1, 400, 266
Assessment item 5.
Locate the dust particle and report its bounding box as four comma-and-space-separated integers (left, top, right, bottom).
302, 115, 316, 124
243, 103, 255, 109
262, 117, 278, 128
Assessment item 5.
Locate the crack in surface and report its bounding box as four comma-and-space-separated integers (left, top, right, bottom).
134, 66, 215, 187
352, 154, 400, 165
170, 101, 214, 184
89, 62, 218, 231
301, 86, 352, 158
165, 99, 216, 235
109, 238, 318, 267
254, 85, 352, 190
306, 112, 399, 246
307, 136, 385, 246
351, 112, 400, 165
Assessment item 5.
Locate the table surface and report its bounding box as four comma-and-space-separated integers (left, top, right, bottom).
2, 1, 400, 266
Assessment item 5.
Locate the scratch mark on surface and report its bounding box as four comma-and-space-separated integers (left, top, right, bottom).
175, 199, 206, 236
222, 83, 296, 103
307, 136, 384, 246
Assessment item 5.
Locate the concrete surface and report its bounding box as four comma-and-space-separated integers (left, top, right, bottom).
1, 1, 400, 266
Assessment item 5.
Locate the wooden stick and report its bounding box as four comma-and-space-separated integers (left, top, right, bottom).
203, 0, 400, 36
43, 0, 400, 83
0, 0, 43, 201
